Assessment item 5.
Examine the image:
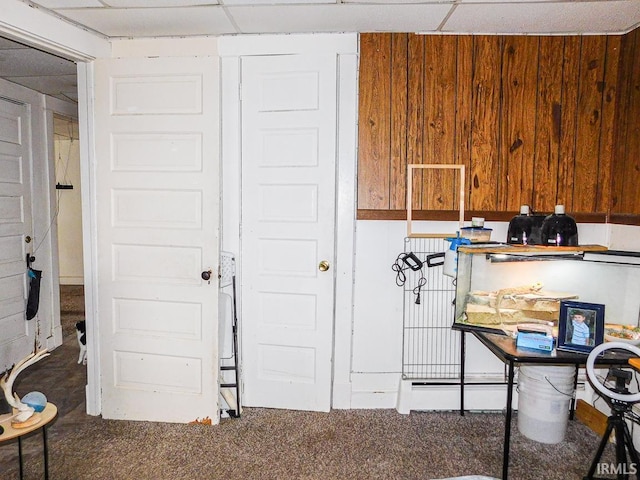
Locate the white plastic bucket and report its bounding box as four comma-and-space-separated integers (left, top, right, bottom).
517, 365, 576, 444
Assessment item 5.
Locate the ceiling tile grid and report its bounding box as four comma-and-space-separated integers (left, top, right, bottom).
2, 0, 638, 101
21, 0, 640, 37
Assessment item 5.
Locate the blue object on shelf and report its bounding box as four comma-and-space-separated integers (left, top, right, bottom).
516, 332, 554, 352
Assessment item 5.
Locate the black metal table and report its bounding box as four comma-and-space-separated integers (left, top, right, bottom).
459, 330, 631, 480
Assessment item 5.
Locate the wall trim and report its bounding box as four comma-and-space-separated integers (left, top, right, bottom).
218, 33, 358, 57
1, 0, 109, 61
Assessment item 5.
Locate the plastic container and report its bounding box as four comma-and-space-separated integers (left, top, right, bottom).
540, 205, 578, 246
443, 236, 472, 277
507, 205, 533, 245
460, 227, 492, 243
506, 206, 547, 245
517, 365, 576, 444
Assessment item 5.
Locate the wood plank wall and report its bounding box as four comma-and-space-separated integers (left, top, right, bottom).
357, 33, 640, 223
612, 27, 640, 220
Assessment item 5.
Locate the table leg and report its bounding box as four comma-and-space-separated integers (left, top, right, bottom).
460, 331, 466, 416
43, 426, 49, 480
569, 365, 578, 420
502, 360, 515, 480
18, 435, 23, 480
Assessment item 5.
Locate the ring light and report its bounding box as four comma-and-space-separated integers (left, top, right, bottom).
586, 341, 640, 404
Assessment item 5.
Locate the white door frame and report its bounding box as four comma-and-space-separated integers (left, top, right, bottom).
218, 33, 358, 408
0, 3, 110, 415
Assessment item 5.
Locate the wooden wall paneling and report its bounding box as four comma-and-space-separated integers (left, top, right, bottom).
596, 35, 622, 213
422, 35, 458, 210
469, 36, 503, 211
499, 36, 539, 212
389, 34, 409, 211
533, 36, 565, 213
557, 36, 581, 212
572, 36, 607, 213
357, 34, 392, 210
619, 28, 640, 214
611, 31, 633, 213
455, 35, 474, 212
356, 31, 640, 221
407, 34, 425, 210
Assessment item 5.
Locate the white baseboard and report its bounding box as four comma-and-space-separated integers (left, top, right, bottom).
396, 378, 588, 414
397, 379, 515, 414
338, 373, 588, 413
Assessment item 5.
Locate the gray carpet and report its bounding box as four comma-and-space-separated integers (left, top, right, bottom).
0, 286, 618, 479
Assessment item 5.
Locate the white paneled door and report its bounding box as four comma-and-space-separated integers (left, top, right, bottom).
94, 57, 219, 423
240, 54, 337, 412
0, 98, 33, 370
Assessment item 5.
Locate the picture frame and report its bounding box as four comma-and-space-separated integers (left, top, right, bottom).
557, 301, 605, 354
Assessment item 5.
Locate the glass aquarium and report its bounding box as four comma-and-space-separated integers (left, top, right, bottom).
453, 245, 640, 339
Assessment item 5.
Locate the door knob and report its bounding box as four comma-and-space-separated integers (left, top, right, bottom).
318, 260, 330, 272
201, 269, 212, 281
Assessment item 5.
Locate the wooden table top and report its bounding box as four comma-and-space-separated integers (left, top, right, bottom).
0, 403, 57, 442
628, 358, 640, 371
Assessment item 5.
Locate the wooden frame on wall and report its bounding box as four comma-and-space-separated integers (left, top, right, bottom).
406, 164, 465, 238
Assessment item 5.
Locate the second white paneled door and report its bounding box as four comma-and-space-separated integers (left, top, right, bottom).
240, 54, 338, 412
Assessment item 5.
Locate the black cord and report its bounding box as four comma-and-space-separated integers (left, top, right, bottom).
392, 254, 409, 287
413, 276, 426, 304
391, 253, 427, 304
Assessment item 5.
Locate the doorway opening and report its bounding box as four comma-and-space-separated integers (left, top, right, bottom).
53, 113, 85, 343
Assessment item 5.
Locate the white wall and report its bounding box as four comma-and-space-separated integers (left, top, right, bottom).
54, 115, 83, 285
350, 219, 640, 410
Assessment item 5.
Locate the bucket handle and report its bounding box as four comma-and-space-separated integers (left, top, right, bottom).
516, 370, 575, 398
544, 375, 575, 398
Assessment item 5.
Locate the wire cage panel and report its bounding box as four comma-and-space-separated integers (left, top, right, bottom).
219, 251, 236, 288
401, 237, 461, 380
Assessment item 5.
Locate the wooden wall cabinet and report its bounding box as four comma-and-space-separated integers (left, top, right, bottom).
357, 31, 640, 224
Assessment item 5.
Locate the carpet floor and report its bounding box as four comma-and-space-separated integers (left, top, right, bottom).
0, 286, 619, 480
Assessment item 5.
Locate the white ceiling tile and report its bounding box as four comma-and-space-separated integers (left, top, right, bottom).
51, 91, 78, 102
227, 4, 453, 33
31, 0, 104, 7
443, 1, 640, 34
0, 48, 76, 77
0, 37, 29, 49
6, 75, 77, 96
223, 0, 334, 5
458, 0, 626, 2
58, 6, 236, 36
101, 0, 218, 6
343, 0, 451, 3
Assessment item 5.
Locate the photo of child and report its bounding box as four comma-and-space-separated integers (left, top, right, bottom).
565, 309, 593, 346
558, 301, 605, 354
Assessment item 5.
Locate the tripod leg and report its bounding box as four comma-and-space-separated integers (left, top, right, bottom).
622, 421, 640, 476
613, 418, 628, 480
585, 419, 616, 479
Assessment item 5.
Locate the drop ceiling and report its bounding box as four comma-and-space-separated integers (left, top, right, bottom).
1, 0, 639, 102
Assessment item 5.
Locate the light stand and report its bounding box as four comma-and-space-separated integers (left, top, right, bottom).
584, 342, 640, 480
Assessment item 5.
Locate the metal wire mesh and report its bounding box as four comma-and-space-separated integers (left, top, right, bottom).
219, 251, 236, 288
402, 237, 461, 380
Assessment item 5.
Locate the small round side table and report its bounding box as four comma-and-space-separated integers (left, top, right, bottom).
0, 402, 58, 480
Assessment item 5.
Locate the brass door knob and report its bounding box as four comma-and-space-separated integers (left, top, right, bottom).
318, 260, 330, 272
